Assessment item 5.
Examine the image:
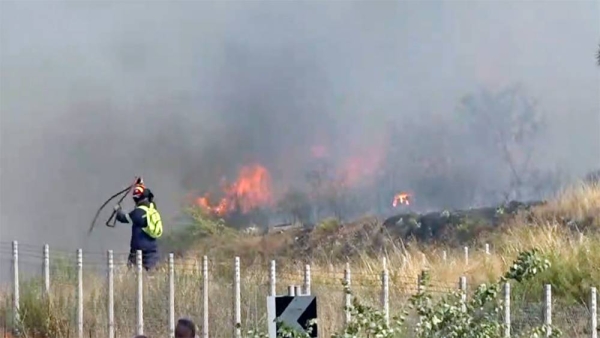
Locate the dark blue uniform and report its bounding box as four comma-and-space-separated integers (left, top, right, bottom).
116, 200, 159, 270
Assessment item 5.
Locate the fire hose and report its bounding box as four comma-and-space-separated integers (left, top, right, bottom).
88, 176, 141, 235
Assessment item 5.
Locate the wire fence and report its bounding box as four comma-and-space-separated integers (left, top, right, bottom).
0, 240, 597, 338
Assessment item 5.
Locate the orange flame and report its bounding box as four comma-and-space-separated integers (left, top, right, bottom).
338, 142, 385, 187
196, 164, 273, 216
392, 192, 411, 207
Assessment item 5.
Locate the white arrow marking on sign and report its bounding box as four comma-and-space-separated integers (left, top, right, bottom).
279, 296, 314, 333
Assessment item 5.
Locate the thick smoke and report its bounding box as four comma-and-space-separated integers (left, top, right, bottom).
1, 1, 599, 256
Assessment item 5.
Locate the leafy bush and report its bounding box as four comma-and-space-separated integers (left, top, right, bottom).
161, 205, 235, 253
510, 242, 600, 305
315, 217, 341, 234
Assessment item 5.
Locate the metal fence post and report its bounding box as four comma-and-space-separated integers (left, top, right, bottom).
12, 241, 19, 332
381, 267, 389, 326
415, 271, 426, 326
544, 284, 552, 337
303, 264, 311, 296
464, 246, 469, 265
202, 255, 209, 338
344, 262, 351, 325
77, 249, 83, 338
43, 244, 50, 295
591, 287, 597, 338
136, 250, 143, 336
270, 260, 276, 296
504, 282, 510, 338
417, 270, 426, 294
169, 253, 175, 338
234, 256, 241, 338
107, 250, 115, 338
459, 276, 467, 312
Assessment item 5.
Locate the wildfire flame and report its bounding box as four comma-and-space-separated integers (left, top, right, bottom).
338, 145, 384, 187
392, 192, 411, 207
196, 164, 273, 216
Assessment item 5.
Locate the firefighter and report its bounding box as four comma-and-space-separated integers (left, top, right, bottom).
114, 182, 163, 271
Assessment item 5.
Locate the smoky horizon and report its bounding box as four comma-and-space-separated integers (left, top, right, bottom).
1, 1, 599, 256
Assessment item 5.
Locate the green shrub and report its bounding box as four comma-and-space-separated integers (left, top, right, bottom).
162, 205, 235, 253
511, 242, 600, 305
315, 217, 341, 234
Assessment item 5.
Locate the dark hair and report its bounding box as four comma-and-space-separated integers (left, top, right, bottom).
175, 318, 196, 338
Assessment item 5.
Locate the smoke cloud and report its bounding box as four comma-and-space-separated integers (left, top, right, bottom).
1, 1, 599, 256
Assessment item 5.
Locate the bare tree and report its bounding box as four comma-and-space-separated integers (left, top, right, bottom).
304, 159, 357, 222
458, 84, 545, 201
324, 177, 353, 222
277, 188, 312, 224
305, 160, 334, 221
379, 114, 483, 210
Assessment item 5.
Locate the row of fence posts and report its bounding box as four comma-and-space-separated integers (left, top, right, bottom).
8, 240, 599, 338
397, 243, 490, 267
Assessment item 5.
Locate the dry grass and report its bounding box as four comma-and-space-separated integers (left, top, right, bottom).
1, 183, 599, 338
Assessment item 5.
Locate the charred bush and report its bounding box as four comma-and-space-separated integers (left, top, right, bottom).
383, 200, 545, 245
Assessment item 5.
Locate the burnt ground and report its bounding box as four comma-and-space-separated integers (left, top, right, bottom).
165, 199, 557, 264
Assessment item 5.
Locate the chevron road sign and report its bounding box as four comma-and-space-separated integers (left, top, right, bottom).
267, 294, 318, 338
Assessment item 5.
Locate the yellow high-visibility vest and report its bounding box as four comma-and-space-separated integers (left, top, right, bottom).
136, 202, 163, 239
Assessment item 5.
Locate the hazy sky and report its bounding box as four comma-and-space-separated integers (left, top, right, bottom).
1, 0, 598, 259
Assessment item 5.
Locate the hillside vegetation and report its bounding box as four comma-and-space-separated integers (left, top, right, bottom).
164, 182, 599, 264
1, 182, 599, 337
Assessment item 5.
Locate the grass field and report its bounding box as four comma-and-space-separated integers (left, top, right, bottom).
1, 183, 599, 337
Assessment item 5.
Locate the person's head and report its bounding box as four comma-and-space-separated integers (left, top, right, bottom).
175, 318, 196, 338
132, 184, 150, 205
